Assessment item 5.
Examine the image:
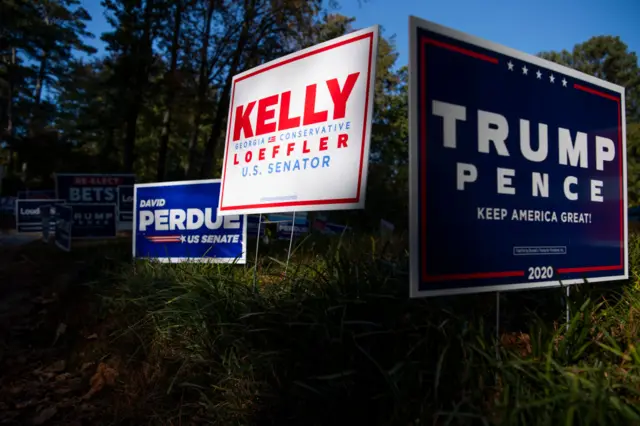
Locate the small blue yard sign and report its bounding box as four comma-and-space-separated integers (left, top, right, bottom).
55, 204, 73, 252
133, 179, 247, 263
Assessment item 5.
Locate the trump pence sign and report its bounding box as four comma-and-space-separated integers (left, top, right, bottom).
408, 16, 627, 298
218, 26, 379, 216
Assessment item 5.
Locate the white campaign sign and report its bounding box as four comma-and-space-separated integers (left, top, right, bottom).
218, 26, 379, 216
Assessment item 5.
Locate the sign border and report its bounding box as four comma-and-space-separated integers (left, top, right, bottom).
133, 179, 248, 264
65, 202, 118, 240
218, 25, 380, 216
116, 184, 134, 231
54, 173, 136, 202
15, 198, 66, 233
54, 204, 73, 252
408, 15, 628, 298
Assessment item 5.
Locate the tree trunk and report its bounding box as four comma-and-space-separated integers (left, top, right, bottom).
6, 48, 16, 172
122, 0, 154, 172
157, 1, 183, 181
33, 52, 48, 108
199, 1, 254, 178
184, 0, 215, 178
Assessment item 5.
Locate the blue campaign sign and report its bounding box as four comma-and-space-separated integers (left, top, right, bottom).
247, 215, 265, 237
54, 204, 73, 252
18, 190, 56, 200
408, 17, 627, 297
267, 212, 309, 225
15, 199, 66, 233
117, 185, 134, 230
40, 204, 52, 242
67, 203, 117, 239
277, 219, 310, 240
133, 179, 247, 263
0, 196, 16, 214
55, 173, 136, 204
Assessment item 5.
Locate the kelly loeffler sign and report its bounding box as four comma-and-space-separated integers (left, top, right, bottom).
408, 16, 628, 297
218, 26, 379, 216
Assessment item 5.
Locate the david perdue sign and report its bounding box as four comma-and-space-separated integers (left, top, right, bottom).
218, 26, 379, 216
408, 16, 627, 298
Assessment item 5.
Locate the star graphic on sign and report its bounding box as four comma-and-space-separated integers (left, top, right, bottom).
507, 60, 514, 71
522, 65, 528, 75
549, 74, 555, 83
536, 70, 542, 79
180, 235, 186, 243
562, 78, 568, 87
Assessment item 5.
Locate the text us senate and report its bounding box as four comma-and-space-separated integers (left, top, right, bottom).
232, 72, 360, 142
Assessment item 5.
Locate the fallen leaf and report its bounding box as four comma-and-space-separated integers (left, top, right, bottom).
55, 373, 72, 382
16, 399, 35, 409
52, 323, 67, 346
46, 360, 66, 373
9, 384, 24, 394
30, 405, 57, 425
82, 363, 118, 400
80, 362, 94, 372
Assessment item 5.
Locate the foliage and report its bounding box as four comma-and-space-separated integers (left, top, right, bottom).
539, 36, 640, 206
68, 231, 639, 425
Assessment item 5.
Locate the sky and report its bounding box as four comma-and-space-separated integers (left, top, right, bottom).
79, 0, 640, 68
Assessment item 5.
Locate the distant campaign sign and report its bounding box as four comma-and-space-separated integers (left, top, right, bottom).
117, 185, 134, 230
67, 203, 117, 239
408, 17, 628, 297
133, 179, 247, 263
247, 215, 265, 237
55, 173, 136, 204
15, 199, 65, 233
277, 220, 310, 240
18, 190, 56, 200
41, 203, 52, 242
55, 204, 73, 252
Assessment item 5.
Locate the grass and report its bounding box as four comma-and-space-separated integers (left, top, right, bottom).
63, 232, 640, 425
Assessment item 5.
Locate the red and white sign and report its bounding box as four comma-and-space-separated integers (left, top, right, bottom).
218, 26, 379, 216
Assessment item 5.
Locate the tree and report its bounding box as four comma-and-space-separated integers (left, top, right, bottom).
539, 36, 640, 206
101, 0, 162, 172
156, 0, 183, 181
0, 0, 93, 181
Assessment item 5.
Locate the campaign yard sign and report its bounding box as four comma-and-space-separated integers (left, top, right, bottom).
41, 204, 52, 242
267, 212, 308, 224
133, 179, 247, 263
66, 203, 117, 239
0, 196, 16, 214
15, 199, 65, 233
55, 173, 135, 204
18, 190, 56, 200
247, 215, 265, 237
217, 26, 379, 216
277, 219, 310, 240
117, 185, 134, 230
54, 204, 73, 252
408, 16, 627, 298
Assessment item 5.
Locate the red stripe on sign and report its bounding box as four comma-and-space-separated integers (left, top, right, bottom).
557, 265, 622, 274
424, 270, 526, 282
423, 38, 499, 64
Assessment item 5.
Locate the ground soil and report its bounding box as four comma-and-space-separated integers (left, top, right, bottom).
0, 241, 126, 426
